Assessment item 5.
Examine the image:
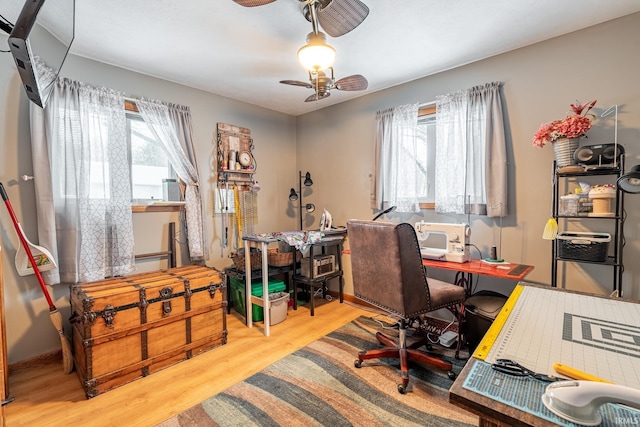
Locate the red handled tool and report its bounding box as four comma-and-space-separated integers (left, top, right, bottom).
0, 182, 73, 374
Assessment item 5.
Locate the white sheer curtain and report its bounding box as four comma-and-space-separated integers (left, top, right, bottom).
372, 103, 421, 213
435, 82, 507, 217
136, 98, 206, 260
30, 78, 135, 284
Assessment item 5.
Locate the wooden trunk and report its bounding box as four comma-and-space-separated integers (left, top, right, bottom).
70, 265, 227, 398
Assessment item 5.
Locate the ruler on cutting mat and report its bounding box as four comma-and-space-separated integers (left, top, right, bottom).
472, 284, 524, 360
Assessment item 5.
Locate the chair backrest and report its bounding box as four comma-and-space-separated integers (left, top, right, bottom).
347, 219, 432, 318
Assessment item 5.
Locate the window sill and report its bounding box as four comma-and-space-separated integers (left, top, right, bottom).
132, 203, 185, 213
419, 202, 435, 210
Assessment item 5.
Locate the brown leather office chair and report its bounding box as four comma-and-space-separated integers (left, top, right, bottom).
347, 219, 465, 394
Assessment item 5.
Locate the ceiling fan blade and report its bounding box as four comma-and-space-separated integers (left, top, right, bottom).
317, 0, 369, 37
232, 0, 277, 6
280, 80, 313, 88
334, 74, 368, 91
305, 92, 331, 102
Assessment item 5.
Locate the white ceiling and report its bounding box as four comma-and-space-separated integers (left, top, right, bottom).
4, 0, 640, 116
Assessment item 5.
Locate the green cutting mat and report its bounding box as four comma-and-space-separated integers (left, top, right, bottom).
463, 360, 639, 426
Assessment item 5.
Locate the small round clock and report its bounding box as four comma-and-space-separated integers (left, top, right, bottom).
238, 151, 253, 167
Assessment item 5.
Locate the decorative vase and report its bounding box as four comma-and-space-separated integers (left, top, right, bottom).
552, 137, 580, 168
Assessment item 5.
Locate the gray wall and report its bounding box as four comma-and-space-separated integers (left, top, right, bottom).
1, 12, 639, 364
298, 13, 640, 299
1, 49, 298, 363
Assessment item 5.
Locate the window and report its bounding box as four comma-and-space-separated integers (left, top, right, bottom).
126, 111, 173, 202
434, 82, 507, 216
55, 105, 118, 200
373, 103, 436, 212
375, 83, 506, 216
416, 109, 436, 206
416, 105, 436, 209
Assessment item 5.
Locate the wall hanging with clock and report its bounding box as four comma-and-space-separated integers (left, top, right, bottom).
216, 122, 257, 188
216, 122, 259, 253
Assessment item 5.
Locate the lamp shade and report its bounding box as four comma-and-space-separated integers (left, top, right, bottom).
304, 172, 313, 186
305, 203, 316, 213
289, 188, 298, 201
297, 32, 335, 71
617, 165, 640, 194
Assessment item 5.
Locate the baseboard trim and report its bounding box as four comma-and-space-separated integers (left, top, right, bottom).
9, 350, 62, 372
325, 291, 378, 310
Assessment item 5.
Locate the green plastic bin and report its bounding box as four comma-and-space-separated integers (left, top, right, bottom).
229, 277, 286, 322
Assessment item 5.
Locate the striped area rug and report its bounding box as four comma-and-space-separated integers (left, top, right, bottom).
158, 316, 477, 427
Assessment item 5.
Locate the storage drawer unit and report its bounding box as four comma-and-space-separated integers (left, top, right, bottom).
70, 265, 227, 398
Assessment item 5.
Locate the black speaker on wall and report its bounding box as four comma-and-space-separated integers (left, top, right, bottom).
573, 143, 625, 168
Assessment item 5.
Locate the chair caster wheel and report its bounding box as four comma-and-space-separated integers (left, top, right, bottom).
354, 359, 362, 368
397, 384, 406, 394
447, 371, 457, 380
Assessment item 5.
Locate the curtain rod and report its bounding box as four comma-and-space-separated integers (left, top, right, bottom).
124, 96, 189, 112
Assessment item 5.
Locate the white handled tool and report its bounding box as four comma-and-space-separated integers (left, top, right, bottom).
542, 380, 640, 426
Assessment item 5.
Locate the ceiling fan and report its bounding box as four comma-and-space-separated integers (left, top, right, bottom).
280, 67, 368, 102
231, 0, 370, 38
234, 0, 369, 101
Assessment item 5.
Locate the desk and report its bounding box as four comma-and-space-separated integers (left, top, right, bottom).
242, 230, 346, 336
422, 258, 534, 296
449, 283, 640, 426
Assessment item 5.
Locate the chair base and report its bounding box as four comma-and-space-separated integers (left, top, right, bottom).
354, 331, 455, 394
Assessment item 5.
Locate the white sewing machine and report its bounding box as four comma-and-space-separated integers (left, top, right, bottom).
415, 221, 470, 263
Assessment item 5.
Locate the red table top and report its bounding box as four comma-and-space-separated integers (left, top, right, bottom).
422, 258, 534, 281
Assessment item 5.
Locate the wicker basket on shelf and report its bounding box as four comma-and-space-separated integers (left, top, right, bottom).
230, 250, 262, 271
267, 248, 298, 267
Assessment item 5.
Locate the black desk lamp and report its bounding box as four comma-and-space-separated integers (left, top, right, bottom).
289, 171, 315, 230
372, 205, 397, 221
617, 165, 640, 194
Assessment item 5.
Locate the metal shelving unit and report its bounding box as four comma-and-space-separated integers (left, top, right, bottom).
551, 158, 625, 294
293, 235, 346, 317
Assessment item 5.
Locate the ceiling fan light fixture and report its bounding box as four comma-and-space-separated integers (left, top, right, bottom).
297, 32, 335, 71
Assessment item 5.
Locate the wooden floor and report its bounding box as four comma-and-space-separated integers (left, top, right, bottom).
5, 299, 372, 427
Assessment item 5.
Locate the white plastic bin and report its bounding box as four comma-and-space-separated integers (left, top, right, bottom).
268, 292, 290, 325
